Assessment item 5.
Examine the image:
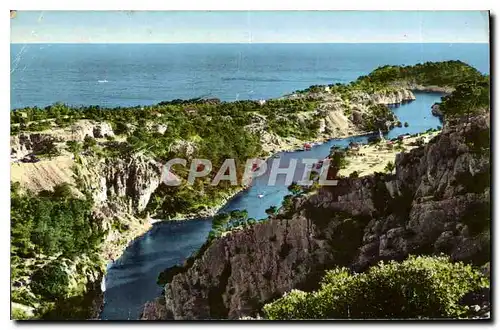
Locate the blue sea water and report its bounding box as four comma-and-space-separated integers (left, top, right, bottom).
100, 91, 446, 320
10, 43, 489, 109
10, 43, 490, 320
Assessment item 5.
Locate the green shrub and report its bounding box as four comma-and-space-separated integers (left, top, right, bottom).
27, 121, 52, 132
11, 307, 31, 320
287, 182, 302, 195
349, 171, 359, 178
265, 206, 278, 216
263, 255, 488, 320
384, 161, 395, 174
83, 136, 97, 150
30, 262, 71, 301
52, 183, 74, 199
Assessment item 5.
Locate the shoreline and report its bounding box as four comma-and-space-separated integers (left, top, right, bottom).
21, 88, 440, 319
91, 217, 153, 319
90, 89, 441, 319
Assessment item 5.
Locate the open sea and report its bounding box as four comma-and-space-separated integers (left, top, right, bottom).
10, 42, 490, 320
10, 43, 489, 109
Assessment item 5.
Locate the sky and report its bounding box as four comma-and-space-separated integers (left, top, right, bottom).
10, 11, 489, 43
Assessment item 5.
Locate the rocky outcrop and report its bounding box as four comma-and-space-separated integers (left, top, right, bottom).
169, 139, 197, 158
71, 120, 115, 140
248, 88, 416, 153
10, 120, 115, 160
157, 113, 490, 320
245, 122, 304, 154
286, 87, 416, 105
140, 297, 169, 320
81, 154, 163, 213
431, 103, 444, 118
355, 88, 416, 105
10, 133, 58, 160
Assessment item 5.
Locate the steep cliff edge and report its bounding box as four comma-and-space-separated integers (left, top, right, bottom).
10, 122, 164, 318
158, 113, 490, 320
258, 88, 416, 153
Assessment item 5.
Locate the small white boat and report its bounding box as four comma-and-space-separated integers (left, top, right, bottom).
257, 194, 264, 198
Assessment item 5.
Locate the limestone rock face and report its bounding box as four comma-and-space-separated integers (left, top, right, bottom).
170, 139, 197, 158
156, 124, 168, 135
431, 103, 444, 118
244, 88, 418, 153
68, 120, 115, 140
155, 113, 490, 320
10, 133, 56, 160
367, 89, 416, 105
87, 154, 163, 213
10, 120, 115, 160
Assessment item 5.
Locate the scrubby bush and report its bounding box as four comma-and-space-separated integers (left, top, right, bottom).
30, 262, 71, 301
52, 183, 74, 199
83, 136, 97, 150
265, 205, 278, 216
439, 78, 489, 121
287, 182, 302, 195
384, 161, 395, 174
263, 255, 489, 320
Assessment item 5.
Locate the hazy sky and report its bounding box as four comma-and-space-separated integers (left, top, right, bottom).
11, 11, 489, 43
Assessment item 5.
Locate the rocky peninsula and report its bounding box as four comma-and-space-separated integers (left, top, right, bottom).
10, 60, 489, 319
145, 111, 490, 320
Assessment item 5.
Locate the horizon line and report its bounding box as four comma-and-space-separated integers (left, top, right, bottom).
10, 41, 489, 45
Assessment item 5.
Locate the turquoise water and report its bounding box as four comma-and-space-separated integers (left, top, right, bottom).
100, 92, 443, 320
10, 42, 488, 319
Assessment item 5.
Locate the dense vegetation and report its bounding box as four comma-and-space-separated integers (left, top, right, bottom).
299, 61, 486, 99
10, 98, 320, 141
207, 210, 258, 241
11, 183, 106, 319
10, 61, 488, 219
11, 184, 103, 258
439, 77, 490, 120
356, 60, 485, 87
263, 256, 489, 320
10, 97, 325, 218
10, 60, 490, 320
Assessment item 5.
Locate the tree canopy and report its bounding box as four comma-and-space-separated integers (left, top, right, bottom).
263, 255, 489, 320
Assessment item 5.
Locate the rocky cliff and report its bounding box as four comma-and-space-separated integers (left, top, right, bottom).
305, 89, 416, 138
250, 88, 417, 154
83, 154, 163, 213
155, 112, 490, 320
10, 120, 115, 161
11, 119, 162, 215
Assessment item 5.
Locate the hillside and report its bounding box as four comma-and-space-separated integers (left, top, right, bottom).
10, 60, 489, 319
149, 111, 490, 320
